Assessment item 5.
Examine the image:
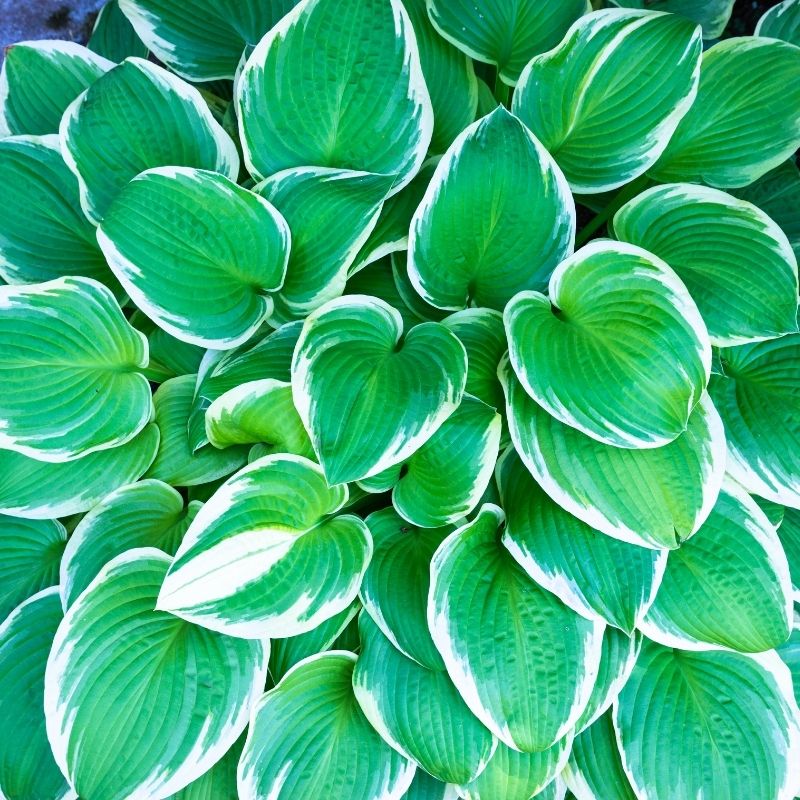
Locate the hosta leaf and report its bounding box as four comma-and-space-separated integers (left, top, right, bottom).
615, 641, 800, 800
0, 589, 71, 800
0, 277, 151, 461
757, 0, 800, 45
429, 505, 604, 752
611, 0, 734, 38
777, 620, 800, 703
613, 183, 798, 345
59, 479, 200, 609
403, 771, 458, 800
0, 423, 158, 519
158, 454, 371, 638
236, 0, 432, 190
130, 310, 205, 383
361, 507, 452, 671
640, 482, 793, 652
44, 549, 268, 800
503, 362, 725, 549
61, 57, 239, 223
238, 652, 415, 800
354, 613, 496, 784
0, 517, 65, 621
99, 167, 290, 348
512, 10, 701, 193
0, 41, 113, 136
392, 251, 450, 323
650, 38, 800, 188
426, 0, 587, 85
88, 0, 149, 61
255, 167, 390, 323
497, 450, 666, 634
710, 335, 800, 508
170, 735, 243, 800
408, 107, 575, 311
755, 496, 786, 528
505, 241, 711, 448
292, 296, 467, 484
145, 375, 248, 487
780, 509, 800, 599
117, 0, 297, 80
346, 259, 422, 331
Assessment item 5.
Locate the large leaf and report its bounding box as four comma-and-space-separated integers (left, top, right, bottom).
615, 641, 800, 800
354, 613, 496, 784
613, 182, 799, 345
503, 362, 725, 549
650, 37, 800, 188
426, 0, 587, 86
236, 0, 432, 190
0, 589, 72, 800
158, 454, 371, 638
611, 0, 734, 38
757, 0, 800, 45
98, 167, 290, 349
61, 57, 238, 223
0, 423, 159, 519
512, 9, 701, 193
238, 652, 415, 800
505, 240, 711, 449
292, 295, 467, 484
59, 479, 200, 609
429, 505, 603, 752
0, 41, 112, 136
709, 335, 800, 508
408, 107, 575, 311
44, 549, 267, 800
497, 449, 666, 634
88, 0, 149, 61
640, 481, 793, 652
0, 277, 152, 461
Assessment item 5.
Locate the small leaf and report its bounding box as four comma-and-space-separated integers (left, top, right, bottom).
131, 310, 205, 383
756, 0, 800, 45
402, 771, 458, 800
88, 0, 149, 61
611, 0, 734, 38
778, 508, 800, 599
777, 621, 800, 704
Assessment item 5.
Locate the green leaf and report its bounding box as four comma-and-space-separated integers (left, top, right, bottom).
640, 481, 793, 652
0, 516, 65, 622
408, 107, 575, 311
0, 277, 152, 461
158, 454, 371, 638
615, 640, 800, 800
255, 167, 390, 323
497, 449, 666, 634
0, 588, 71, 800
503, 362, 725, 549
426, 0, 587, 85
392, 251, 450, 323
236, 0, 432, 190
429, 505, 603, 752
0, 41, 113, 136
611, 0, 734, 38
239, 652, 415, 800
169, 735, 243, 800
292, 296, 467, 484
757, 0, 800, 45
777, 619, 800, 704
118, 0, 297, 80
59, 479, 200, 609
88, 0, 149, 61
709, 335, 800, 508
61, 57, 239, 223
779, 509, 800, 599
512, 9, 701, 193
98, 167, 290, 349
354, 612, 496, 784
346, 258, 424, 331
505, 240, 711, 448
130, 310, 205, 383
402, 771, 458, 800
613, 183, 799, 345
650, 38, 800, 188
754, 496, 786, 528
0, 423, 159, 519
44, 548, 268, 800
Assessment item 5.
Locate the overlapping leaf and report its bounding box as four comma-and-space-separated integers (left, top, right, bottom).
757, 0, 800, 45
612, 0, 734, 38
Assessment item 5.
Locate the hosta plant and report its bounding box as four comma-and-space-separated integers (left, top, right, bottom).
1, 0, 800, 799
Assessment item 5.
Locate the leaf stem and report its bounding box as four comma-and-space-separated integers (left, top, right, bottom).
575, 174, 651, 248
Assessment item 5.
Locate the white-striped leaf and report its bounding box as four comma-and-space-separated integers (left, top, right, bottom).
429, 505, 604, 752
354, 612, 496, 784
613, 183, 799, 345
612, 0, 734, 37
88, 0, 149, 61
236, 0, 432, 191
98, 167, 290, 349
408, 107, 575, 311
505, 240, 711, 449
238, 652, 415, 800
44, 549, 268, 800
61, 57, 239, 222
757, 0, 800, 44
779, 509, 800, 599
512, 9, 701, 193
615, 641, 800, 800
0, 277, 152, 461
158, 454, 371, 638
650, 37, 800, 188
292, 295, 467, 484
